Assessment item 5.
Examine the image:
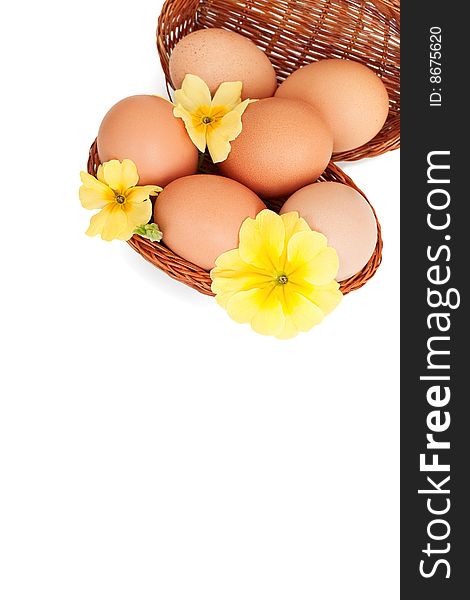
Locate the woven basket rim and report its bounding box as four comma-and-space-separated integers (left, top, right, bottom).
156, 0, 400, 162
87, 139, 383, 297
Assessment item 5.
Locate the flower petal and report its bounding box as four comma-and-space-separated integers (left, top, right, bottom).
308, 281, 343, 315
115, 225, 137, 241
173, 104, 207, 152
290, 247, 340, 287
256, 210, 286, 263
211, 249, 269, 301
239, 210, 285, 272
277, 211, 312, 266
213, 292, 233, 309
250, 290, 285, 336
238, 219, 272, 272
213, 248, 246, 270
280, 211, 311, 241
207, 106, 248, 162
211, 81, 243, 111
101, 204, 128, 241
282, 287, 325, 332
225, 287, 271, 324
120, 159, 139, 191
86, 205, 111, 238
276, 316, 299, 340
174, 74, 212, 112
96, 165, 106, 184
79, 172, 114, 209
211, 263, 272, 299
123, 198, 153, 229
206, 129, 232, 163
231, 97, 252, 117
174, 90, 211, 117
126, 185, 162, 204
102, 160, 124, 192
80, 171, 103, 189
205, 138, 226, 167
86, 204, 128, 241
223, 107, 244, 133
79, 186, 112, 210
287, 230, 328, 267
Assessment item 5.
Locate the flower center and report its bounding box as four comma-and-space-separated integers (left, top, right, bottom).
276, 274, 289, 285
115, 194, 126, 204
202, 116, 213, 124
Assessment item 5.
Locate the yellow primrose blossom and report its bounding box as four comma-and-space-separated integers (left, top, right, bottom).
79, 159, 162, 241
173, 74, 252, 163
210, 210, 343, 339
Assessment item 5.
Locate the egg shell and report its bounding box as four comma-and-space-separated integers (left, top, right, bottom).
154, 174, 266, 270
97, 95, 198, 186
219, 97, 333, 198
276, 59, 390, 153
169, 28, 277, 100
280, 182, 377, 281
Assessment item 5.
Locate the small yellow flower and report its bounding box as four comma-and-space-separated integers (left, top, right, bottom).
173, 74, 252, 163
210, 210, 343, 339
79, 159, 162, 241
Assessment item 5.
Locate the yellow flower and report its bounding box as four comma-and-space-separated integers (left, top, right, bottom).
210, 210, 343, 339
173, 74, 252, 163
79, 159, 162, 241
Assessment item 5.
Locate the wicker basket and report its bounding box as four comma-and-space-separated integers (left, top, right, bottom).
157, 0, 400, 162
88, 140, 383, 296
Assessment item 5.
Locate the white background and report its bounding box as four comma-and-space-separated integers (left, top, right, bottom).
0, 1, 399, 598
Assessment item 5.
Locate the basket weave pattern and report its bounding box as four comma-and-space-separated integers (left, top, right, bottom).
157, 0, 400, 162
88, 140, 383, 296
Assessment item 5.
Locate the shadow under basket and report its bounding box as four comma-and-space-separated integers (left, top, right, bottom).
157, 0, 400, 162
88, 141, 383, 297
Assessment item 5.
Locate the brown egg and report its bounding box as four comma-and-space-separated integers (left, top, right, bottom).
97, 95, 198, 186
219, 98, 333, 198
169, 28, 277, 100
280, 182, 377, 281
154, 175, 266, 270
276, 59, 390, 153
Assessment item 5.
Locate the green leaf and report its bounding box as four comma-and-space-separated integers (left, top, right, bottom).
134, 223, 163, 243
